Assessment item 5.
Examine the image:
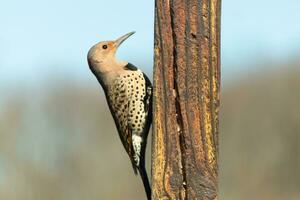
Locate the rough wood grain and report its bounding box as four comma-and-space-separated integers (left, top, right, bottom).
151, 0, 221, 199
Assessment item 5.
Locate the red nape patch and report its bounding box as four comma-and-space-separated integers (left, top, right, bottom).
108, 41, 115, 48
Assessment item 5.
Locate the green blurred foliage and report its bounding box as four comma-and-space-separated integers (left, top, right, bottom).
0, 62, 299, 199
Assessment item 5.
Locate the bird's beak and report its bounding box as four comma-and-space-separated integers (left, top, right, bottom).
114, 31, 135, 48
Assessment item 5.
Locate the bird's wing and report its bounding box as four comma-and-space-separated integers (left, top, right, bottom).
105, 76, 136, 169
142, 72, 153, 123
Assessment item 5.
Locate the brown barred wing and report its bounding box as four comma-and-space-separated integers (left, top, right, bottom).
106, 76, 136, 171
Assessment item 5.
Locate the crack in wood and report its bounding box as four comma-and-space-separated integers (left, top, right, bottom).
170, 1, 188, 198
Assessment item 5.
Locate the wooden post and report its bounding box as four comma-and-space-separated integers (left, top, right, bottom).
151, 0, 221, 199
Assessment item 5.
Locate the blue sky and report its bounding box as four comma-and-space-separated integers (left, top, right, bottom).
0, 0, 300, 89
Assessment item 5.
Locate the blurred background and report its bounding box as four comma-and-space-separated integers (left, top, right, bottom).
0, 0, 299, 199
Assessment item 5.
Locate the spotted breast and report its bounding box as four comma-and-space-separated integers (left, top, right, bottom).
107, 63, 152, 169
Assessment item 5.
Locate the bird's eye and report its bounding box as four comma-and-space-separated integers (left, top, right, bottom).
102, 45, 108, 49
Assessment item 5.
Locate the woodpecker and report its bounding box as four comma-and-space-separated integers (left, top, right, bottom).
87, 32, 152, 200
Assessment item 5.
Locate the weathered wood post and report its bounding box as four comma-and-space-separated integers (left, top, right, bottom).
151, 0, 221, 199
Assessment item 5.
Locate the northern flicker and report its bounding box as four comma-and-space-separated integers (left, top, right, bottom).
87, 32, 152, 199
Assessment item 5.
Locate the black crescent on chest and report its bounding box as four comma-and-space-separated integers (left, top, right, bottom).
124, 63, 152, 114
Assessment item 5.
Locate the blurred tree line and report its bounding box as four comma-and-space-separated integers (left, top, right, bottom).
0, 62, 299, 200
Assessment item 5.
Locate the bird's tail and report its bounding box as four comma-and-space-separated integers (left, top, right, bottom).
138, 140, 151, 200
138, 165, 151, 200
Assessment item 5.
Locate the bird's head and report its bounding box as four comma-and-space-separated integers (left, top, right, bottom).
87, 31, 135, 74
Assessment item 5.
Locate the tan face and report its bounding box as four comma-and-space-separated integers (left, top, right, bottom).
87, 32, 135, 73
87, 41, 116, 65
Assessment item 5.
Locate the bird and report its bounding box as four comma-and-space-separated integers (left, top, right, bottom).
87, 32, 152, 200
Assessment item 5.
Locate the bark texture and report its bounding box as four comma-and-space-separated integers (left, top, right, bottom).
151, 0, 221, 199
